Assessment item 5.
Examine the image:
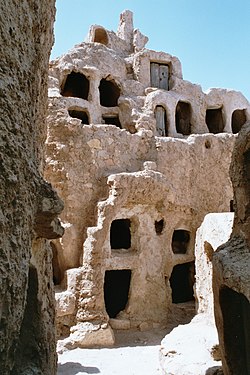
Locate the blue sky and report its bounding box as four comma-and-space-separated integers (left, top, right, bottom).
51, 0, 250, 100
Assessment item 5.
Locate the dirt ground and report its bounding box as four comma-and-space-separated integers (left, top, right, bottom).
57, 303, 195, 375
57, 328, 167, 375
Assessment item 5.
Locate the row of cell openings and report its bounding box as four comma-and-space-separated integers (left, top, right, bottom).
104, 262, 195, 318
68, 109, 121, 127
155, 104, 247, 136
61, 72, 120, 107
110, 218, 190, 254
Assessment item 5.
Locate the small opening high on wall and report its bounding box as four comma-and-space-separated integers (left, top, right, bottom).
68, 109, 89, 124
175, 101, 192, 135
61, 72, 89, 99
94, 27, 108, 45
232, 109, 246, 134
110, 219, 131, 249
170, 262, 195, 303
99, 79, 120, 107
206, 108, 224, 133
172, 230, 190, 254
102, 115, 121, 128
155, 106, 168, 136
219, 287, 250, 375
155, 219, 164, 235
104, 270, 131, 318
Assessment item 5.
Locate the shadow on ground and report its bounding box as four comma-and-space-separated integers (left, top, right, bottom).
58, 362, 100, 374
205, 366, 223, 375
114, 301, 196, 348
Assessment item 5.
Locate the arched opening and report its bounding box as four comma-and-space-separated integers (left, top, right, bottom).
175, 101, 192, 135
155, 106, 168, 136
104, 270, 131, 318
170, 261, 195, 303
172, 229, 190, 254
110, 219, 131, 250
206, 108, 224, 133
219, 287, 250, 374
232, 109, 246, 134
68, 109, 89, 124
99, 78, 120, 107
61, 72, 89, 100
93, 27, 108, 45
102, 115, 121, 128
155, 219, 164, 235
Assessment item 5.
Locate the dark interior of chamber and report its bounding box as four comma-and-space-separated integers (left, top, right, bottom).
110, 219, 131, 249
104, 270, 131, 318
170, 262, 195, 303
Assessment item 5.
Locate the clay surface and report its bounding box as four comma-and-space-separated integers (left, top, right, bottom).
45, 11, 250, 351
213, 122, 250, 375
0, 2, 63, 374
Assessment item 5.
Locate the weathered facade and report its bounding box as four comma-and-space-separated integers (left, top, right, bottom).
213, 123, 250, 375
0, 1, 63, 374
46, 11, 250, 349
160, 212, 234, 375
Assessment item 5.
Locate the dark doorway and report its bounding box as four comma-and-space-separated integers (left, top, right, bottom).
150, 62, 169, 90
232, 109, 246, 134
170, 262, 195, 303
61, 72, 89, 99
94, 27, 108, 45
155, 106, 168, 136
110, 219, 131, 249
102, 115, 121, 128
219, 287, 250, 375
99, 79, 120, 107
68, 109, 89, 124
51, 242, 62, 285
172, 230, 190, 254
206, 108, 224, 133
175, 101, 192, 135
230, 199, 235, 212
155, 219, 164, 235
104, 270, 131, 318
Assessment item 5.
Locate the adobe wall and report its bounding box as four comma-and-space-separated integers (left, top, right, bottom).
195, 213, 234, 318
45, 11, 250, 348
159, 212, 234, 375
213, 122, 250, 375
0, 2, 63, 374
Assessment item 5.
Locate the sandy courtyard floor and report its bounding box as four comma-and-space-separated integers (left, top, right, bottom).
57, 303, 195, 375
57, 328, 167, 375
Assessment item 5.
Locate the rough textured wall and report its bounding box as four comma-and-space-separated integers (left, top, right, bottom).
213, 122, 250, 375
195, 213, 234, 318
0, 1, 63, 374
46, 11, 250, 349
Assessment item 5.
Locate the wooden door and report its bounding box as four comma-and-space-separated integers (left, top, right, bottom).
159, 64, 169, 90
150, 62, 159, 87
150, 63, 169, 90
155, 106, 167, 136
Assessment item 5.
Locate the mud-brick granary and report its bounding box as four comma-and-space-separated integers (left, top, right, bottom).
45, 10, 250, 348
